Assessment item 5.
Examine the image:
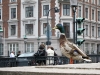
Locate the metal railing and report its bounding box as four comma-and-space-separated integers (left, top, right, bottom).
0, 55, 100, 67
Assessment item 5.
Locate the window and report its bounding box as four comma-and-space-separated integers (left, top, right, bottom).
25, 24, 33, 35
92, 9, 94, 20
91, 0, 95, 4
25, 6, 33, 18
98, 0, 100, 5
92, 26, 94, 37
0, 9, 1, 20
10, 25, 16, 36
85, 8, 88, 19
43, 23, 47, 35
42, 23, 52, 36
98, 11, 100, 21
0, 43, 3, 55
43, 5, 49, 16
0, 0, 2, 4
11, 0, 16, 2
85, 43, 89, 54
97, 44, 100, 54
85, 25, 88, 36
26, 43, 34, 52
78, 6, 81, 17
8, 43, 19, 55
98, 27, 100, 37
63, 4, 70, 16
91, 43, 95, 54
11, 8, 16, 19
0, 25, 3, 37
63, 23, 70, 38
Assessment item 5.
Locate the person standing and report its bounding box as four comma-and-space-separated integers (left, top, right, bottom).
36, 43, 46, 65
10, 51, 15, 57
17, 51, 21, 57
50, 47, 58, 65
46, 46, 54, 65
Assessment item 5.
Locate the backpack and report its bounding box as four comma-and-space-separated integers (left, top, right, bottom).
37, 49, 46, 56
34, 49, 46, 57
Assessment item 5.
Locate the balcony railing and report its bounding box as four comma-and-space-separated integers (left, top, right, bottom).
0, 55, 100, 67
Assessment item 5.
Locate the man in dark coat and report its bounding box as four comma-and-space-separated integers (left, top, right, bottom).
35, 43, 46, 65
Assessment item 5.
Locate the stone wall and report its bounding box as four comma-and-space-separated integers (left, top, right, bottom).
0, 71, 99, 75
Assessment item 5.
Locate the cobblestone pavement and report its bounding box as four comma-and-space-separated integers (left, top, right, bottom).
0, 63, 100, 75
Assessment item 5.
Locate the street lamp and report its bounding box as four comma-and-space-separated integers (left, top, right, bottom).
23, 35, 27, 53
46, 7, 59, 46
70, 0, 78, 64
70, 0, 78, 44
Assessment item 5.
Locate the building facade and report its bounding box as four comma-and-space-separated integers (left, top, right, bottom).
0, 0, 100, 56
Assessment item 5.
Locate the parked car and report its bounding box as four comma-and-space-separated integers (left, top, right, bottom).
16, 52, 35, 66
18, 52, 35, 57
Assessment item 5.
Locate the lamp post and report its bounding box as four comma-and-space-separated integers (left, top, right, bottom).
46, 7, 59, 46
23, 35, 27, 53
70, 0, 78, 64
70, 0, 78, 44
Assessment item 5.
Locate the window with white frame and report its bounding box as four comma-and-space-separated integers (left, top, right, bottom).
98, 11, 100, 21
0, 43, 3, 55
0, 9, 1, 20
11, 0, 16, 2
92, 26, 94, 37
85, 43, 89, 54
92, 9, 94, 20
25, 6, 33, 18
11, 8, 16, 19
85, 25, 88, 36
0, 0, 2, 4
43, 23, 47, 35
85, 8, 88, 19
26, 43, 34, 52
98, 0, 100, 5
10, 25, 16, 36
63, 23, 70, 38
63, 4, 70, 16
0, 25, 3, 37
91, 43, 95, 54
78, 6, 81, 17
98, 26, 100, 37
91, 0, 95, 4
8, 43, 19, 55
25, 24, 33, 35
43, 5, 49, 16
